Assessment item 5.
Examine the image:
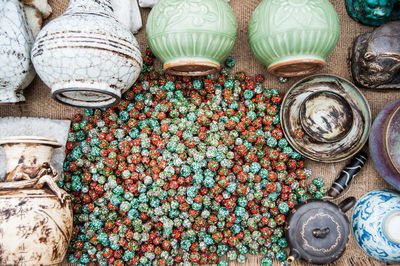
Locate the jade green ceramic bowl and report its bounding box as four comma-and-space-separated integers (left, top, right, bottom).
146, 0, 237, 76
249, 0, 340, 77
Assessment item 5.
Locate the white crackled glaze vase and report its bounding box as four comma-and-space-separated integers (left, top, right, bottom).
249, 0, 340, 77
0, 0, 36, 103
31, 0, 142, 108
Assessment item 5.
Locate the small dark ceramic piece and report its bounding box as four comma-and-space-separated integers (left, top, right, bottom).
285, 197, 356, 265
369, 99, 400, 191
346, 0, 400, 26
328, 151, 368, 198
280, 75, 371, 163
351, 21, 400, 90
300, 91, 353, 143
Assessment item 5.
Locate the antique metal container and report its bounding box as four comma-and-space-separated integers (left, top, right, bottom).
351, 21, 400, 90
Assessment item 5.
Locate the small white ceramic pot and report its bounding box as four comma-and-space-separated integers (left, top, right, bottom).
0, 0, 36, 104
0, 136, 72, 265
31, 0, 142, 108
352, 189, 400, 262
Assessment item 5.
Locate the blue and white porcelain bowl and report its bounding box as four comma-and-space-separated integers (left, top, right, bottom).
351, 189, 400, 262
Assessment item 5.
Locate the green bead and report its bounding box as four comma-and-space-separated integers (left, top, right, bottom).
283, 146, 293, 156
243, 90, 254, 100
218, 207, 230, 219
225, 57, 235, 68
271, 243, 280, 253
203, 176, 215, 188
218, 260, 229, 266
227, 250, 237, 260
237, 254, 246, 264
278, 238, 288, 248
320, 185, 328, 194
313, 177, 324, 188
308, 184, 317, 194
291, 151, 302, 160
313, 191, 324, 199
267, 137, 277, 148
261, 257, 273, 266
119, 201, 131, 212
180, 164, 191, 177
192, 79, 203, 90
278, 138, 288, 148
278, 201, 289, 214
270, 234, 279, 243
276, 249, 287, 261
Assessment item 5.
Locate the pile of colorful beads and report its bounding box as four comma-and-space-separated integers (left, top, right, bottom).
60, 50, 326, 265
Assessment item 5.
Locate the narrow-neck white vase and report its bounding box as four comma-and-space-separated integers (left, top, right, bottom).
31, 0, 143, 108
0, 0, 35, 103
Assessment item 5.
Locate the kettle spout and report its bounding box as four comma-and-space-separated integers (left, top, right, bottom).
287, 249, 300, 264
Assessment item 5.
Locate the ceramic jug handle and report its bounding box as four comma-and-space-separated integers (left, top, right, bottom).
338, 197, 356, 213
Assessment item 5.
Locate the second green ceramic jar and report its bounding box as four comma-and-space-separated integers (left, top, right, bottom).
249, 0, 340, 77
146, 0, 237, 76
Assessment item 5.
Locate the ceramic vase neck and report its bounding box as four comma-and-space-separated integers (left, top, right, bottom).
384, 211, 400, 245
1, 142, 54, 180
67, 0, 114, 16
0, 137, 60, 181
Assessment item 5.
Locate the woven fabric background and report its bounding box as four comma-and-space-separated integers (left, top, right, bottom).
1, 0, 399, 265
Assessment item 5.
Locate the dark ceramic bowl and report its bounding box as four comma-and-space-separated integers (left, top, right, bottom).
369, 99, 400, 191
281, 74, 371, 163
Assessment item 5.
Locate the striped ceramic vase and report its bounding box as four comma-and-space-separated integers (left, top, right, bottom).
31, 0, 142, 108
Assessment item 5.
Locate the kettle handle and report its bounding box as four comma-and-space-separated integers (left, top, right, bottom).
338, 197, 356, 213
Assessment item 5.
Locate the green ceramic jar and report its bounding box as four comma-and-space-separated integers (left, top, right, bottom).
249, 0, 340, 77
146, 0, 237, 76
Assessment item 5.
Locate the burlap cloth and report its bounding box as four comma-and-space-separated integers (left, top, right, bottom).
1, 0, 399, 265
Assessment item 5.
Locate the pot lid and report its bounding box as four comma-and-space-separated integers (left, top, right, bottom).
285, 198, 354, 264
